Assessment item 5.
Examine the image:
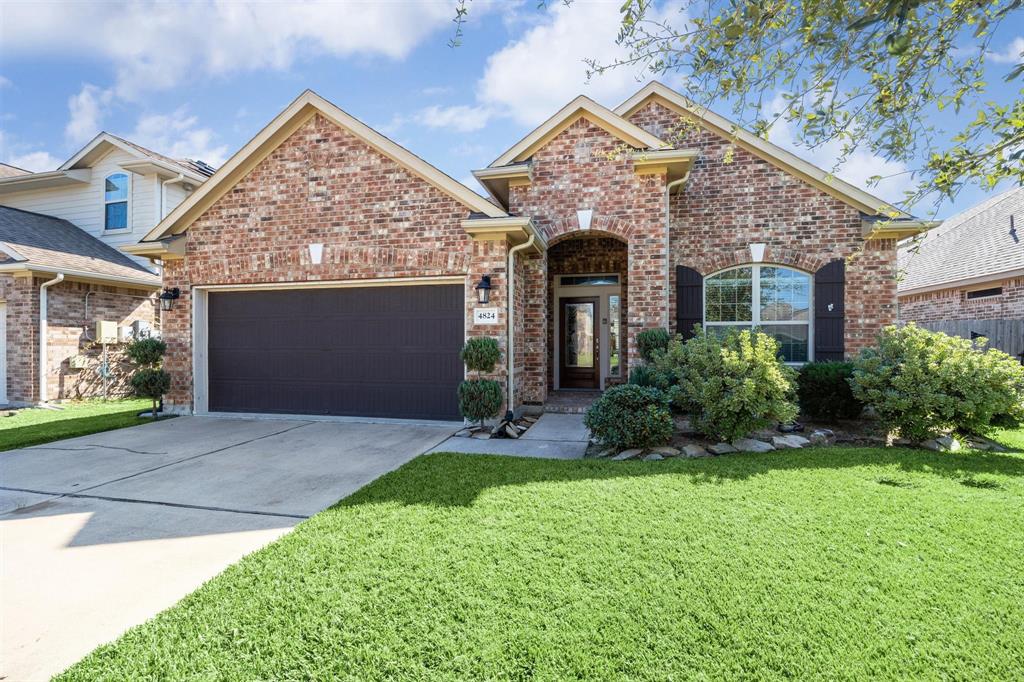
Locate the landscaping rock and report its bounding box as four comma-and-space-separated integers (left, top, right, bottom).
454, 428, 473, 438
682, 444, 708, 458
777, 422, 805, 433
642, 453, 665, 461
772, 435, 810, 449
613, 448, 644, 460
732, 438, 775, 453
808, 429, 835, 445
596, 447, 616, 458
504, 424, 520, 439
923, 436, 961, 452
708, 442, 737, 455
650, 446, 681, 457
471, 431, 491, 440
674, 416, 698, 435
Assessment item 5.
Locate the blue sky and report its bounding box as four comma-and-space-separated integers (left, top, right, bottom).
0, 1, 1020, 220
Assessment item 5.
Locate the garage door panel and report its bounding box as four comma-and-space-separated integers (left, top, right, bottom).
207, 285, 464, 420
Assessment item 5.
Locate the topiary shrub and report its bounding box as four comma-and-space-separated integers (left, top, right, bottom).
654, 327, 798, 442
797, 361, 864, 421
125, 337, 169, 419
850, 324, 1024, 441
458, 379, 504, 428
460, 336, 501, 374
458, 337, 503, 427
628, 364, 666, 389
636, 328, 671, 363
584, 384, 673, 450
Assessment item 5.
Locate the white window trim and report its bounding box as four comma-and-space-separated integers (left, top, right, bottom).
703, 264, 814, 364
104, 172, 132, 233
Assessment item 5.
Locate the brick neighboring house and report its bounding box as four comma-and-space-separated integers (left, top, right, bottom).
0, 134, 213, 405
899, 186, 1024, 322
129, 84, 937, 422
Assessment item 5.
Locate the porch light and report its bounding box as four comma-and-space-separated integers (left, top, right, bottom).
474, 275, 492, 304
159, 287, 181, 311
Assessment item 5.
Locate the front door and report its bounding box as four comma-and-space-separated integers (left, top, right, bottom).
559, 297, 599, 389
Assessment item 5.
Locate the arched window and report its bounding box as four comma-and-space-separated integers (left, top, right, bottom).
704, 265, 812, 362
104, 172, 129, 231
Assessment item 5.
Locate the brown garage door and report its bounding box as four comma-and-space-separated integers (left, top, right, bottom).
207, 284, 464, 420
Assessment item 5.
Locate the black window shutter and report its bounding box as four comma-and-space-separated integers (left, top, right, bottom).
675, 265, 703, 340
814, 259, 845, 361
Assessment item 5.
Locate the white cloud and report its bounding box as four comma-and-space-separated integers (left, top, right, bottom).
125, 108, 230, 165
479, 1, 688, 125
414, 104, 492, 132
0, 1, 462, 100
989, 36, 1024, 64
65, 84, 112, 146
0, 75, 11, 88
6, 150, 61, 172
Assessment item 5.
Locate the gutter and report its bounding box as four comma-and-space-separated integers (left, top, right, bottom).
664, 171, 690, 326
38, 273, 64, 403
505, 232, 536, 420
0, 263, 160, 289
161, 173, 186, 219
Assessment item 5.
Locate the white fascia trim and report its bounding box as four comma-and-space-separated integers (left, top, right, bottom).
0, 263, 161, 289
898, 267, 1024, 297
0, 168, 91, 191
119, 158, 206, 184
0, 241, 29, 262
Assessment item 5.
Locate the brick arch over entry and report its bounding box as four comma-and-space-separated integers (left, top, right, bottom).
544, 215, 634, 246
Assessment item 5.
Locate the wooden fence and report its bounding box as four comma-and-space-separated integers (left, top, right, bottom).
914, 319, 1024, 362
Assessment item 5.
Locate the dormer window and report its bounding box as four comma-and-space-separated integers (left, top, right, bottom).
104, 172, 129, 231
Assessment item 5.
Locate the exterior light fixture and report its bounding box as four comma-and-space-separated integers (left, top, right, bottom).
474, 275, 492, 304
159, 287, 181, 311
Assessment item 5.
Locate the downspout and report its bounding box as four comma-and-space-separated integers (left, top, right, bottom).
39, 273, 65, 403
664, 172, 690, 327
161, 173, 186, 219
505, 232, 536, 421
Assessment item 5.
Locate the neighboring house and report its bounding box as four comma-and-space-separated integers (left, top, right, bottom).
129, 83, 936, 422
0, 163, 30, 179
899, 186, 1024, 321
0, 134, 214, 405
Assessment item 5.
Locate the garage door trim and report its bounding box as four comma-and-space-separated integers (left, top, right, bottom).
191, 276, 466, 421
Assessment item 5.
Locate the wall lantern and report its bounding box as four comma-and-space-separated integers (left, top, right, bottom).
159, 287, 181, 311
474, 275, 492, 304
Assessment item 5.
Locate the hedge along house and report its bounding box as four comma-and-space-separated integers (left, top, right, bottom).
128, 85, 937, 422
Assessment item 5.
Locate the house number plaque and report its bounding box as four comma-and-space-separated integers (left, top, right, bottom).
473, 308, 499, 325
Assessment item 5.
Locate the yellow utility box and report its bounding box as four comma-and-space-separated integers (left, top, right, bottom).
95, 320, 118, 344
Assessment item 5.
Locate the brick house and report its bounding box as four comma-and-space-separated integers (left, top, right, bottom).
129, 84, 936, 422
0, 134, 212, 405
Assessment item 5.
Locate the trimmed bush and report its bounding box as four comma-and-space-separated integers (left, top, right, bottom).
458, 379, 504, 428
851, 324, 1024, 441
584, 384, 673, 450
654, 327, 798, 442
636, 328, 671, 363
797, 361, 864, 421
125, 337, 167, 367
460, 337, 501, 374
628, 364, 665, 389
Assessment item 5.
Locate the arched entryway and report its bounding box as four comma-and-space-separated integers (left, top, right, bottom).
546, 233, 629, 393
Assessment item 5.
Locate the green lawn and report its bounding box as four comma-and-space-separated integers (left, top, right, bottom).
60, 437, 1024, 680
0, 399, 153, 451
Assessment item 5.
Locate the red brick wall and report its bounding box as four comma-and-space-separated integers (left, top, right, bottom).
900, 277, 1024, 322
628, 101, 898, 356
509, 116, 667, 404
1, 274, 158, 403
162, 114, 507, 412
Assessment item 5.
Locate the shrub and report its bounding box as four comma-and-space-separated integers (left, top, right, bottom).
460, 337, 501, 374
628, 363, 671, 390
851, 324, 1024, 441
797, 361, 864, 421
636, 328, 671, 363
131, 368, 171, 418
458, 379, 504, 428
125, 337, 166, 367
584, 384, 673, 450
125, 337, 168, 419
654, 327, 798, 442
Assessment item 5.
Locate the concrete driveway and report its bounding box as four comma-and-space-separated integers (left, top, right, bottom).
0, 416, 453, 681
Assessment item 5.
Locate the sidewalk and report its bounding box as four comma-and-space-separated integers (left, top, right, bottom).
428, 413, 589, 459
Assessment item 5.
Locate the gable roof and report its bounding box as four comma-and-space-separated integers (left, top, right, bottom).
136, 90, 507, 249
0, 205, 160, 287
60, 132, 214, 182
489, 95, 668, 168
898, 186, 1024, 294
614, 81, 911, 219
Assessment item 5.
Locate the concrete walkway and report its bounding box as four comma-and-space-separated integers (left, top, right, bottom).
0, 416, 452, 681
429, 413, 590, 459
